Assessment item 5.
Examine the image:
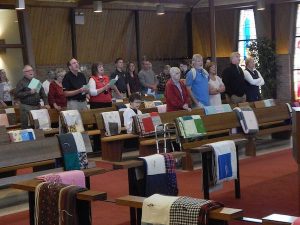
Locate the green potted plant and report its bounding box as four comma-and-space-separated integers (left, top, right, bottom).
248, 37, 278, 99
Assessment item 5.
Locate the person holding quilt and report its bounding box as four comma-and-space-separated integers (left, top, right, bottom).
165, 67, 191, 112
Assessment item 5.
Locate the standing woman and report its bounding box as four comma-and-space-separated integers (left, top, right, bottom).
126, 62, 141, 96
88, 62, 121, 109
244, 57, 265, 102
0, 69, 13, 106
48, 69, 67, 111
207, 62, 225, 106
165, 67, 191, 112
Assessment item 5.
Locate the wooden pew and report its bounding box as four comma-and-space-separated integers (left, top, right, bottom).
245, 103, 292, 156
116, 195, 243, 225
5, 133, 108, 225
138, 108, 205, 157
95, 111, 139, 161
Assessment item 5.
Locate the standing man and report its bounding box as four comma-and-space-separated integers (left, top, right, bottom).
222, 52, 247, 104
62, 58, 89, 110
186, 54, 210, 108
138, 60, 158, 96
15, 65, 50, 129
110, 58, 127, 98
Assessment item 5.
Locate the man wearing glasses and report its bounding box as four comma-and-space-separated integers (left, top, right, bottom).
62, 58, 89, 110
15, 65, 50, 129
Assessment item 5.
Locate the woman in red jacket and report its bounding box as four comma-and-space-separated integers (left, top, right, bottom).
165, 67, 191, 112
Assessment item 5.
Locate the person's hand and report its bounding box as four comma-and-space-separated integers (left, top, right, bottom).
30, 89, 36, 94
183, 103, 192, 112
219, 85, 225, 93
44, 104, 50, 109
54, 105, 62, 111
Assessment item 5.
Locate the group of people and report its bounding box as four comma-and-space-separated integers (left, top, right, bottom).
1, 51, 264, 129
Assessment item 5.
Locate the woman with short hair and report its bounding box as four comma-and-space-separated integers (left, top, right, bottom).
165, 67, 191, 112
48, 68, 67, 110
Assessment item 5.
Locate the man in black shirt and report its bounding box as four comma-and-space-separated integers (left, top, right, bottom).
222, 52, 247, 104
110, 58, 127, 98
62, 58, 89, 110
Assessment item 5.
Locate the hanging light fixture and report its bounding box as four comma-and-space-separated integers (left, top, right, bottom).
257, 0, 265, 11
93, 1, 103, 13
156, 4, 165, 15
16, 0, 25, 10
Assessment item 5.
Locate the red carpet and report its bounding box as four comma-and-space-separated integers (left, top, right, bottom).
1, 149, 298, 225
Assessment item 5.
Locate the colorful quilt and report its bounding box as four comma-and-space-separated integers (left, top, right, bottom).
176, 115, 206, 139
134, 112, 163, 137
8, 129, 36, 142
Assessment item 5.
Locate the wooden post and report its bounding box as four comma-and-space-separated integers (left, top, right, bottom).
292, 108, 300, 214
186, 11, 193, 58
208, 0, 216, 62
70, 8, 77, 58
134, 10, 141, 71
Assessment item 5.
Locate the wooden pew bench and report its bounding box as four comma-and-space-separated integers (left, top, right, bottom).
138, 108, 205, 157
11, 176, 107, 225
245, 103, 292, 156
0, 133, 107, 187
95, 111, 139, 161
116, 195, 244, 225
3, 133, 109, 225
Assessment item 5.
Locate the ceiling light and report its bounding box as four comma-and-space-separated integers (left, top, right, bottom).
257, 0, 265, 11
16, 0, 25, 10
156, 4, 165, 15
93, 1, 103, 13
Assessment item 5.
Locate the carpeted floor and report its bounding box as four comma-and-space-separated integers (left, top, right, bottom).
0, 149, 298, 225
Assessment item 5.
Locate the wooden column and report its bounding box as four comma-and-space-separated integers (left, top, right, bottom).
17, 10, 35, 67
208, 0, 216, 62
292, 107, 300, 214
134, 10, 141, 71
70, 8, 77, 58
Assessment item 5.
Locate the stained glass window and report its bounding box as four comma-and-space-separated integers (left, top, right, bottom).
294, 4, 300, 101
238, 9, 257, 68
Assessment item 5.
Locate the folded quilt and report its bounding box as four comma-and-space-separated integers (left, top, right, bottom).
176, 115, 206, 139
142, 194, 179, 225
30, 109, 51, 129
57, 132, 88, 170
8, 129, 36, 142
60, 110, 84, 133
102, 111, 121, 136
35, 182, 87, 225
36, 170, 86, 188
204, 104, 232, 115
206, 140, 237, 185
134, 112, 163, 137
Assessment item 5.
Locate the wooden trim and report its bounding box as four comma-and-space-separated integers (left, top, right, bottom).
70, 8, 77, 58
134, 10, 141, 71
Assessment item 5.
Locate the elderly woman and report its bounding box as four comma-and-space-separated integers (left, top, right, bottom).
165, 67, 191, 112
48, 69, 67, 110
244, 57, 265, 102
0, 69, 13, 106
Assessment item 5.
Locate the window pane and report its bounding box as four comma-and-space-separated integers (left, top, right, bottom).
238, 9, 257, 41
296, 4, 300, 36
293, 70, 300, 101
0, 9, 21, 44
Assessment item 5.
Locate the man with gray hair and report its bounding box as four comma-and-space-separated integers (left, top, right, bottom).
221, 52, 246, 104
15, 65, 50, 128
186, 54, 210, 108
138, 60, 158, 96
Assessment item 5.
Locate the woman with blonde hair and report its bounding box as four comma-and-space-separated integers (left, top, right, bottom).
0, 69, 13, 106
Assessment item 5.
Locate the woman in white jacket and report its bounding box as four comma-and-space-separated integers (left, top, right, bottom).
244, 57, 265, 102
123, 93, 142, 133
